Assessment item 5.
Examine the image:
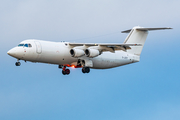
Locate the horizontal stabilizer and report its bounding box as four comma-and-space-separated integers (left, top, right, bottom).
122, 27, 172, 33
121, 29, 131, 33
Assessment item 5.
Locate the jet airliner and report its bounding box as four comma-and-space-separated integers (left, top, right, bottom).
7, 26, 172, 75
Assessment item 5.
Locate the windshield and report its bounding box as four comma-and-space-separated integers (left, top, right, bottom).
18, 43, 32, 47
18, 44, 24, 47
24, 44, 28, 47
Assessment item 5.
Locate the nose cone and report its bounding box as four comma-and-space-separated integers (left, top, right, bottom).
7, 48, 16, 57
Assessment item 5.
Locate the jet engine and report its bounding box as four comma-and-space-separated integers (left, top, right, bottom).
70, 49, 85, 58
85, 49, 100, 58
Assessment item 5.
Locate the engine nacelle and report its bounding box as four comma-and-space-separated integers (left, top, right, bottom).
85, 49, 100, 58
70, 49, 85, 58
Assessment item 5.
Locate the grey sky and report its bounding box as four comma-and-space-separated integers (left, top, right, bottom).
0, 0, 179, 45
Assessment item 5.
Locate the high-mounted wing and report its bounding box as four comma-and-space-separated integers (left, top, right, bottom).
69, 43, 141, 53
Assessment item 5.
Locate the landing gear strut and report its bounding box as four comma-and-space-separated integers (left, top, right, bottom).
82, 67, 90, 73
62, 66, 70, 75
15, 60, 21, 66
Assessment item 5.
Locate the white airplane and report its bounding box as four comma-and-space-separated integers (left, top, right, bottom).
7, 26, 171, 75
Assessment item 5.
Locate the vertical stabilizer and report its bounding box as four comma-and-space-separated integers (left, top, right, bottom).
122, 26, 172, 56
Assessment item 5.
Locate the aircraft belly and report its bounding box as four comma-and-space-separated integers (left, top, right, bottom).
91, 52, 116, 69
92, 51, 133, 69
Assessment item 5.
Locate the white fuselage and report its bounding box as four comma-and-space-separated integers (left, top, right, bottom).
7, 26, 171, 75
7, 39, 140, 69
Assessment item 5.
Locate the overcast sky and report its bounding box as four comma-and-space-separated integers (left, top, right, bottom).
0, 0, 180, 120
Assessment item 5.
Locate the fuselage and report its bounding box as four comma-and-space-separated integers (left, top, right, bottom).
7, 39, 140, 69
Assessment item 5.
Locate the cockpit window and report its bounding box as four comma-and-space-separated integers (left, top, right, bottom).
28, 44, 32, 47
18, 43, 32, 47
18, 44, 24, 47
24, 44, 28, 47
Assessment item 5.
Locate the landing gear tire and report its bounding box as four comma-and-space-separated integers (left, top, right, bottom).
65, 69, 70, 75
86, 67, 90, 73
62, 70, 66, 75
82, 67, 85, 73
82, 67, 90, 73
62, 69, 70, 75
15, 62, 21, 66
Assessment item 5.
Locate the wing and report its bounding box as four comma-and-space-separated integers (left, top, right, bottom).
69, 43, 141, 52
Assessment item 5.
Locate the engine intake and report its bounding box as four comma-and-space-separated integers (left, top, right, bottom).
85, 49, 100, 58
70, 49, 85, 58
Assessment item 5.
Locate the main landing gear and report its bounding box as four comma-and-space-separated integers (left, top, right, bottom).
82, 67, 90, 73
59, 65, 90, 75
15, 60, 21, 66
77, 59, 90, 74
61, 66, 70, 75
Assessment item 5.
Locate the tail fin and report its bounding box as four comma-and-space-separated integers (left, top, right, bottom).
122, 26, 172, 56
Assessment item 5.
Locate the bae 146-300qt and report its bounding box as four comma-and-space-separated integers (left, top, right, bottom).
7, 26, 172, 75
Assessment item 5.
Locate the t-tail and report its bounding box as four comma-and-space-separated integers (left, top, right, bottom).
122, 26, 172, 56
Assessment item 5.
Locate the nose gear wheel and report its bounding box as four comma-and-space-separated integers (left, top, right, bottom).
15, 62, 21, 66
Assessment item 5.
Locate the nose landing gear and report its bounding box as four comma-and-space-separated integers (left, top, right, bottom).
15, 62, 21, 66
15, 59, 21, 66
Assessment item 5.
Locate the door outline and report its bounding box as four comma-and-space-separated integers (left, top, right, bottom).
34, 41, 42, 54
